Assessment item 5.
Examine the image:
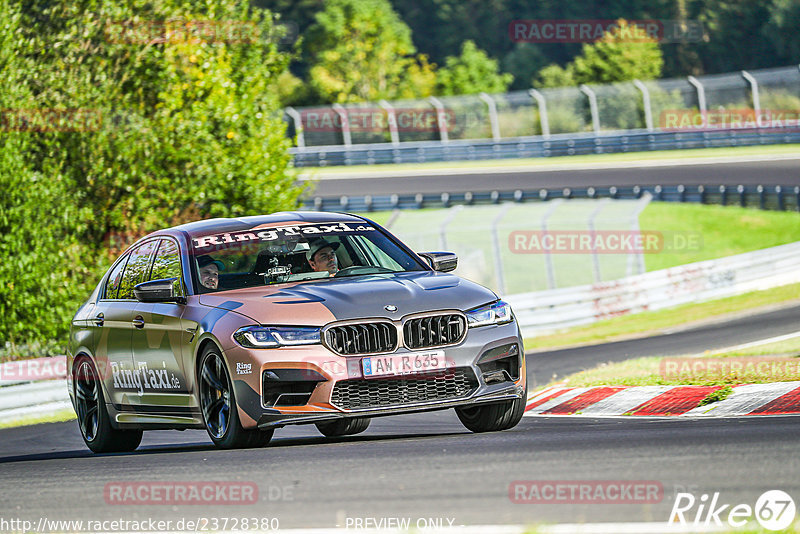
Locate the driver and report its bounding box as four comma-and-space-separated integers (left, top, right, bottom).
196, 255, 224, 290
306, 239, 340, 276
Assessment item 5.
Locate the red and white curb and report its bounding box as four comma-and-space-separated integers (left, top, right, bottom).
525, 381, 800, 417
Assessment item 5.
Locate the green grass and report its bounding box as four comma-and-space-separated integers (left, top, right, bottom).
301, 143, 800, 176
641, 203, 800, 271
0, 408, 76, 429
526, 283, 800, 351
543, 335, 800, 389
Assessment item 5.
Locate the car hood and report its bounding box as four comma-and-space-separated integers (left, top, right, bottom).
197, 271, 497, 325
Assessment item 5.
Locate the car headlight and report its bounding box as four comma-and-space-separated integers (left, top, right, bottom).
233, 326, 321, 348
465, 300, 514, 328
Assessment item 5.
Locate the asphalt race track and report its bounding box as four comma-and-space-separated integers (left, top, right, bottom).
2, 303, 799, 530
305, 157, 800, 197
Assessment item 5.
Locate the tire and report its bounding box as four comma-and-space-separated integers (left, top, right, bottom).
455, 381, 527, 433
198, 345, 273, 449
316, 417, 371, 437
73, 357, 143, 453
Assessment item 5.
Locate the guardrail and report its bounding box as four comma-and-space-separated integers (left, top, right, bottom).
305, 183, 800, 213
292, 128, 800, 168
506, 241, 800, 337
0, 356, 70, 425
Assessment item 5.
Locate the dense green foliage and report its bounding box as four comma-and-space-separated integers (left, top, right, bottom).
435, 41, 514, 96
304, 0, 436, 103
263, 0, 800, 98
536, 20, 664, 88
0, 0, 301, 353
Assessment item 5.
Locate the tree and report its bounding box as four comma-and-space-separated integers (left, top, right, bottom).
304, 0, 435, 103
536, 19, 664, 88
435, 40, 514, 96
1, 0, 302, 351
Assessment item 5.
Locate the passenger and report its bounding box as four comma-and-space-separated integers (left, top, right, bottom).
306, 239, 340, 276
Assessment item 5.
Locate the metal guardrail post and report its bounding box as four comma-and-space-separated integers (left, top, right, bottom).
479, 92, 501, 141
378, 99, 400, 146
285, 107, 305, 148
580, 84, 601, 134
541, 199, 564, 290
490, 203, 512, 294
633, 80, 654, 132
528, 89, 550, 138
587, 198, 611, 283
741, 71, 761, 126
331, 104, 352, 147
687, 76, 707, 114
428, 97, 449, 143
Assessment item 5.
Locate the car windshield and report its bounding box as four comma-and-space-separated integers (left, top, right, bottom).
190, 221, 426, 293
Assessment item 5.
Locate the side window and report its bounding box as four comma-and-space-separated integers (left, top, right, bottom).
150, 238, 184, 296
104, 255, 129, 300
118, 240, 158, 300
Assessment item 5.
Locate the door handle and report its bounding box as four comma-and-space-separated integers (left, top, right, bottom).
93, 313, 104, 327
132, 316, 145, 329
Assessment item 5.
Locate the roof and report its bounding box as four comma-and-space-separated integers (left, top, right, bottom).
162, 211, 369, 239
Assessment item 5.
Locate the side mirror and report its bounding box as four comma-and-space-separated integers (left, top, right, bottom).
134, 278, 186, 304
418, 252, 458, 272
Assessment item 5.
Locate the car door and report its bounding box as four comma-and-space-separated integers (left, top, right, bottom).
130, 237, 193, 411
93, 240, 158, 406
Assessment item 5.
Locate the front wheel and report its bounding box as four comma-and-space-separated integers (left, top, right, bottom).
74, 357, 142, 453
316, 417, 370, 437
455, 383, 527, 433
198, 346, 273, 449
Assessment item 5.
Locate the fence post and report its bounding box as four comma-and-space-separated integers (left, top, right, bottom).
438, 204, 463, 249
490, 204, 512, 294
580, 84, 601, 134
479, 92, 501, 141
587, 198, 611, 283
378, 99, 400, 146
428, 97, 449, 142
633, 80, 654, 131
284, 107, 305, 148
628, 192, 652, 277
541, 199, 565, 290
331, 104, 351, 147
741, 71, 761, 126
687, 76, 707, 114
529, 89, 550, 138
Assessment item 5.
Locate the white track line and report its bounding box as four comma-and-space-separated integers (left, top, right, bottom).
300, 153, 800, 180
710, 330, 800, 354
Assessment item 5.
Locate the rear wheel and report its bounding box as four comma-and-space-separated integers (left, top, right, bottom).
455, 382, 527, 433
316, 417, 371, 437
74, 357, 142, 453
198, 346, 273, 449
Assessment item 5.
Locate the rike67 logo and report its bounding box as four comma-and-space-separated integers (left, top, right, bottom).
669, 490, 796, 531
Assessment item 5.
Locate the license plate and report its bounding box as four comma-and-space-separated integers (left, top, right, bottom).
362, 350, 448, 378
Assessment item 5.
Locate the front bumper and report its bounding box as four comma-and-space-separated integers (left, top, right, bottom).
225, 320, 526, 429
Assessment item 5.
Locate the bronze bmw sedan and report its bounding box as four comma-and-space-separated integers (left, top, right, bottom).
68, 212, 527, 452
